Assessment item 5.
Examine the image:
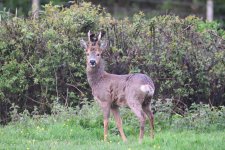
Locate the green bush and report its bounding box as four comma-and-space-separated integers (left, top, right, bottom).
7, 100, 225, 133
0, 2, 224, 123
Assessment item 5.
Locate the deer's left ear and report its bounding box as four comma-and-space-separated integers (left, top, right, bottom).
100, 40, 108, 51
80, 39, 87, 50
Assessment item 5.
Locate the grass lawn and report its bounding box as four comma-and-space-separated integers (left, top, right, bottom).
0, 118, 224, 150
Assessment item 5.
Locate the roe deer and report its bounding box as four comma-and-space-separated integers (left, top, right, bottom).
80, 31, 155, 143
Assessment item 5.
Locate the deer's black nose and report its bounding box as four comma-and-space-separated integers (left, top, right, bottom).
90, 60, 96, 65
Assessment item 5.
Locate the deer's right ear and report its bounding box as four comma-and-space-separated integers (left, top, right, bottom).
80, 39, 87, 50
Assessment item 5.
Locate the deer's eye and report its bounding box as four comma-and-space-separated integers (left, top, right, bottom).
96, 53, 100, 56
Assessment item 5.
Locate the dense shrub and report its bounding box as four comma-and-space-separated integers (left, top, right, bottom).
0, 2, 224, 123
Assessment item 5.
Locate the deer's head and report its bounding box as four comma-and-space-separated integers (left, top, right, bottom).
80, 31, 107, 69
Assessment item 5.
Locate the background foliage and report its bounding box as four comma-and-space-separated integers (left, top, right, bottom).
1, 0, 225, 23
0, 2, 224, 124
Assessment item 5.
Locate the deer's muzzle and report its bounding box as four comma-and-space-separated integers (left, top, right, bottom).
89, 60, 96, 67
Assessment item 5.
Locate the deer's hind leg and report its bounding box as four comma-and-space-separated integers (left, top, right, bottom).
127, 101, 146, 143
142, 99, 154, 139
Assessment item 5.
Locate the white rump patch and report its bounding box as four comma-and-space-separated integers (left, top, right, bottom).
140, 85, 154, 96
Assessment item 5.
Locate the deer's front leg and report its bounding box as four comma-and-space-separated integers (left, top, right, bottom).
111, 106, 127, 142
101, 102, 111, 141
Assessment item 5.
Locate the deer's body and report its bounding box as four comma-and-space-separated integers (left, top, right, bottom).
87, 61, 154, 108
81, 31, 155, 143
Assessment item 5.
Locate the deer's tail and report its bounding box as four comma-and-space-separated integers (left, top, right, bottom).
140, 84, 155, 96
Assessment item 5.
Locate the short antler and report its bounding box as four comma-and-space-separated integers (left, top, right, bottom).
88, 30, 91, 42
98, 32, 102, 41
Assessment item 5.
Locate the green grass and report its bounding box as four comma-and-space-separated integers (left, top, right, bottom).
0, 118, 224, 150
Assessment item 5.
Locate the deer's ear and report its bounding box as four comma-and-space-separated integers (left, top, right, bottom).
100, 40, 108, 50
80, 39, 87, 50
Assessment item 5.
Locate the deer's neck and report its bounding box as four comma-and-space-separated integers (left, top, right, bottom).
86, 59, 105, 87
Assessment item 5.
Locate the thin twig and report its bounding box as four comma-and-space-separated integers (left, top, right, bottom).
65, 88, 69, 107
66, 83, 84, 96
25, 95, 46, 105
54, 68, 59, 102
154, 78, 174, 80
183, 25, 192, 31
24, 59, 34, 70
